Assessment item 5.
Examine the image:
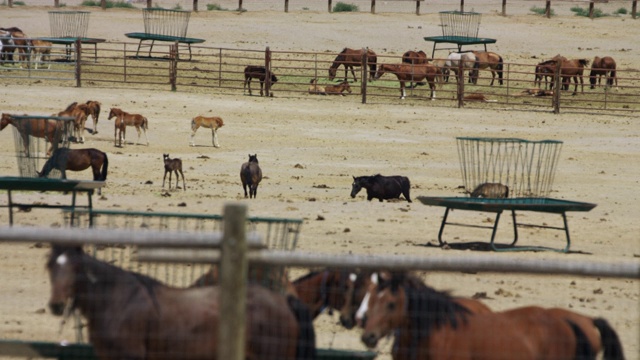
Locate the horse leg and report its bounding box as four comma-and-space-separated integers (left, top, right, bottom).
400, 82, 406, 100
162, 170, 168, 188
429, 80, 436, 100
212, 128, 220, 148
349, 66, 358, 83
179, 169, 186, 191
259, 78, 264, 97
190, 127, 197, 147
143, 128, 149, 146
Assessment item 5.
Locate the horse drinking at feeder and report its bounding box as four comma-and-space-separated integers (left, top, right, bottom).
471, 51, 504, 85
107, 107, 149, 147
351, 174, 412, 203
46, 244, 312, 360
243, 65, 278, 97
590, 56, 617, 89
328, 48, 377, 83
162, 153, 186, 191
37, 148, 108, 194
374, 63, 440, 100
241, 154, 262, 198
359, 271, 605, 360
190, 115, 224, 147
0, 113, 64, 156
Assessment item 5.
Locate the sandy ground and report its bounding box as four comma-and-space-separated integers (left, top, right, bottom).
0, 4, 639, 359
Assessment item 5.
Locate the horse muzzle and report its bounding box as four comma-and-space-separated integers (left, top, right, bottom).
361, 332, 379, 349
339, 315, 355, 330
49, 302, 65, 316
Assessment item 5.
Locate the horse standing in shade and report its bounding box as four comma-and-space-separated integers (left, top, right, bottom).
244, 65, 278, 97
190, 115, 224, 147
374, 63, 440, 100
590, 56, 618, 89
471, 51, 504, 85
241, 154, 262, 198
38, 148, 108, 195
46, 245, 312, 360
1, 113, 64, 156
328, 48, 377, 83
108, 107, 149, 147
351, 174, 412, 202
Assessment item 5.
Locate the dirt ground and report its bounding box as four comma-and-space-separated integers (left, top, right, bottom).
0, 4, 639, 359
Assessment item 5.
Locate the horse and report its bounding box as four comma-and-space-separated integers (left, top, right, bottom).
590, 56, 618, 89
351, 174, 412, 203
241, 154, 262, 198
401, 50, 429, 65
46, 244, 313, 360
328, 48, 377, 83
445, 51, 478, 84
360, 271, 600, 360
107, 107, 149, 147
162, 153, 186, 191
243, 65, 278, 97
190, 115, 224, 147
38, 148, 108, 195
1, 113, 64, 156
0, 28, 27, 64
469, 182, 509, 198
471, 51, 504, 85
534, 60, 556, 89
308, 78, 326, 95
85, 100, 101, 134
374, 63, 440, 100
323, 80, 352, 96
28, 39, 52, 70
431, 58, 450, 83
191, 264, 299, 298
558, 58, 589, 95
57, 102, 88, 144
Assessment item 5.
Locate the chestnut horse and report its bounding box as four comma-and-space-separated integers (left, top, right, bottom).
85, 100, 102, 134
590, 56, 618, 89
46, 245, 312, 360
359, 271, 624, 360
374, 63, 440, 100
38, 148, 108, 194
108, 107, 149, 147
534, 60, 556, 89
190, 115, 224, 147
1, 113, 65, 156
57, 102, 88, 144
542, 56, 589, 95
328, 48, 377, 83
471, 51, 504, 86
323, 80, 352, 96
401, 50, 429, 65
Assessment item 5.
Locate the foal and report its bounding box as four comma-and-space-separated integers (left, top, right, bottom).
190, 115, 224, 147
163, 154, 186, 191
108, 107, 149, 147
240, 154, 262, 198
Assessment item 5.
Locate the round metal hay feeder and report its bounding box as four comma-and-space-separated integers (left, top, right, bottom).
142, 8, 192, 38
49, 11, 91, 38
438, 10, 482, 38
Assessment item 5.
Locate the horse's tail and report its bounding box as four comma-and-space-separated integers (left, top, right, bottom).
497, 55, 504, 85
369, 54, 377, 82
593, 318, 625, 360
567, 320, 596, 360
143, 117, 149, 130
100, 152, 108, 181
286, 295, 316, 360
608, 70, 616, 86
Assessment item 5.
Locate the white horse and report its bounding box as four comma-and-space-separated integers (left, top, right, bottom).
445, 51, 478, 84
190, 115, 224, 147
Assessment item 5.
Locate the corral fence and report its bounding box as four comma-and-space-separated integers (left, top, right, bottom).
0, 203, 639, 359
1, 39, 639, 115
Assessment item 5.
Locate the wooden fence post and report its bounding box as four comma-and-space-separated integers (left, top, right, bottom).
328, 0, 332, 12
146, 0, 151, 8
589, 1, 594, 18
101, 0, 106, 10
371, 0, 376, 14
75, 39, 82, 88
553, 59, 561, 114
218, 203, 248, 360
545, 0, 551, 18
264, 47, 272, 97
460, 0, 464, 12
239, 0, 243, 10
8, 0, 12, 7
502, 0, 507, 16
170, 42, 178, 91
361, 48, 368, 104
193, 0, 199, 12
457, 61, 464, 108
632, 0, 637, 18
285, 0, 289, 12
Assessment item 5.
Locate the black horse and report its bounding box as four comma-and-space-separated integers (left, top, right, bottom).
243, 65, 278, 96
350, 174, 411, 202
241, 154, 262, 198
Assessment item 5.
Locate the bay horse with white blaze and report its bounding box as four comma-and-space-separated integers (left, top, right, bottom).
374, 63, 440, 100
38, 148, 108, 195
46, 244, 311, 360
590, 56, 618, 89
108, 107, 149, 147
190, 115, 224, 147
351, 174, 412, 202
329, 48, 377, 83
244, 65, 278, 96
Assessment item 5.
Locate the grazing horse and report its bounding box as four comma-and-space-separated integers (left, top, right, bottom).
360, 272, 599, 360
190, 115, 224, 147
85, 100, 101, 134
351, 174, 412, 202
469, 182, 509, 198
471, 51, 504, 85
590, 56, 618, 89
241, 154, 262, 198
328, 48, 377, 83
323, 80, 352, 96
107, 107, 149, 147
445, 51, 478, 84
401, 50, 429, 65
162, 153, 186, 191
57, 102, 88, 144
38, 148, 108, 194
243, 65, 278, 97
1, 113, 64, 156
46, 244, 310, 360
374, 63, 440, 100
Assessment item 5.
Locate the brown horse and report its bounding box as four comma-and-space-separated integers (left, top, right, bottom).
244, 65, 278, 97
190, 115, 224, 147
543, 56, 589, 95
374, 63, 440, 100
162, 153, 186, 191
324, 80, 352, 96
58, 102, 88, 144
108, 107, 149, 147
328, 48, 377, 83
471, 51, 504, 85
1, 113, 65, 156
534, 60, 556, 89
28, 39, 53, 70
401, 50, 429, 65
46, 244, 313, 360
192, 264, 299, 298
38, 148, 108, 194
308, 78, 326, 95
241, 154, 262, 199
85, 100, 101, 134
590, 56, 618, 89
360, 272, 624, 360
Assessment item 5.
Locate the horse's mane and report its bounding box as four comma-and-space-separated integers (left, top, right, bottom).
62, 102, 78, 113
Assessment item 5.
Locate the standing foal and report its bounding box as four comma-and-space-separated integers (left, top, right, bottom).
162, 154, 186, 191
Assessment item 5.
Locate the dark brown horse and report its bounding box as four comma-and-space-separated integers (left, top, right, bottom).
244, 65, 278, 97
401, 50, 429, 65
241, 154, 262, 198
590, 56, 618, 89
1, 113, 65, 156
38, 148, 108, 195
46, 244, 313, 360
534, 60, 556, 89
162, 153, 186, 191
471, 51, 504, 86
328, 48, 377, 83
108, 107, 149, 147
542, 56, 589, 95
374, 63, 440, 100
359, 271, 624, 360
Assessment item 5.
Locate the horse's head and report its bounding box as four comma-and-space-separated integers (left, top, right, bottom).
338, 270, 376, 329
107, 108, 120, 120
248, 154, 258, 163
350, 176, 366, 198
0, 113, 12, 130
46, 244, 85, 316
270, 73, 278, 83
373, 65, 387, 80
328, 67, 337, 81
360, 271, 407, 349
341, 81, 352, 94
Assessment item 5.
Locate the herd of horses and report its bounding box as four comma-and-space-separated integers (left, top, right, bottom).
46, 244, 626, 360
1, 27, 52, 70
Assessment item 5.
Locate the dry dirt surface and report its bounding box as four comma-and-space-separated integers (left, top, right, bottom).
0, 4, 639, 360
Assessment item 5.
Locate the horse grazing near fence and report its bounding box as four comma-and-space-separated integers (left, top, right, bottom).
351, 174, 412, 203
445, 51, 478, 84
38, 148, 108, 194
374, 63, 440, 100
558, 58, 589, 95
85, 100, 101, 134
324, 80, 352, 96
46, 244, 310, 360
328, 48, 377, 83
471, 51, 504, 85
108, 107, 149, 147
590, 56, 618, 89
244, 65, 278, 97
401, 50, 429, 65
190, 115, 224, 147
58, 102, 88, 144
241, 154, 262, 198
1, 113, 64, 156
162, 153, 186, 191
359, 271, 601, 360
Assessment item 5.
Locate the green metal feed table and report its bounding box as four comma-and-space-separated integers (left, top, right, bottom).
125, 32, 205, 60
37, 37, 106, 62
423, 36, 497, 58
417, 196, 597, 252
